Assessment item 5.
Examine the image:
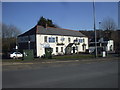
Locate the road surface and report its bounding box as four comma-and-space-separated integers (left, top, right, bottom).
2, 59, 118, 88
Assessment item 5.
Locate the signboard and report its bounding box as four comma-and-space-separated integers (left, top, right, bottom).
40, 43, 50, 48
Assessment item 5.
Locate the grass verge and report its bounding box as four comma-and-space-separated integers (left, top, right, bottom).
2, 54, 96, 62
52, 54, 95, 60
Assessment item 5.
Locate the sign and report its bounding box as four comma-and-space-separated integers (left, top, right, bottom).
40, 43, 50, 48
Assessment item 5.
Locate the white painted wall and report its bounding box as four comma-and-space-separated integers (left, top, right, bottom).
36, 34, 88, 57
106, 40, 114, 51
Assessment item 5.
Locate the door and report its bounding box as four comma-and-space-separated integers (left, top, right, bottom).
73, 47, 75, 53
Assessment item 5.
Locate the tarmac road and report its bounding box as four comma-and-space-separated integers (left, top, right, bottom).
2, 59, 119, 88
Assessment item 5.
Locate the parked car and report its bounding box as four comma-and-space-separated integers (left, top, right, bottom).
10, 52, 23, 59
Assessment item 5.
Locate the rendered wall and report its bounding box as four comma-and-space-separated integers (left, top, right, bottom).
36, 34, 88, 57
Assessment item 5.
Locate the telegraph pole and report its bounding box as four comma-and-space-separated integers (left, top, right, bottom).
16, 36, 18, 59
93, 0, 97, 57
28, 35, 30, 50
99, 21, 102, 47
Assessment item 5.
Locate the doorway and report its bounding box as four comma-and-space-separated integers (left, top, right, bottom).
73, 47, 75, 53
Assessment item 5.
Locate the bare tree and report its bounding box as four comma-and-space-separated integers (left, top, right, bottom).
2, 23, 21, 38
2, 23, 21, 57
101, 17, 117, 31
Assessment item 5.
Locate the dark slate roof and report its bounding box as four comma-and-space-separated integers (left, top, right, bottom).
18, 26, 37, 37
37, 26, 86, 37
18, 25, 86, 37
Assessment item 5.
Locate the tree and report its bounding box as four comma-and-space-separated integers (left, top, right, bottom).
2, 23, 21, 38
2, 23, 21, 57
37, 16, 59, 28
37, 16, 47, 28
47, 19, 55, 27
101, 17, 117, 31
100, 17, 117, 39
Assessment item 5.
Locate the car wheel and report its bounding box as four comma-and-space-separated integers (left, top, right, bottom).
13, 56, 16, 59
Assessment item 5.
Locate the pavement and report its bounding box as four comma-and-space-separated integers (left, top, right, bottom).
2, 57, 119, 88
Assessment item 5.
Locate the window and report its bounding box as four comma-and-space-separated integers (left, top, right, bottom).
83, 39, 85, 43
68, 38, 71, 42
61, 38, 65, 42
76, 38, 78, 41
56, 37, 58, 42
74, 38, 78, 43
79, 39, 83, 43
61, 47, 63, 52
49, 37, 55, 43
15, 52, 21, 54
44, 36, 47, 42
82, 44, 86, 51
56, 47, 58, 52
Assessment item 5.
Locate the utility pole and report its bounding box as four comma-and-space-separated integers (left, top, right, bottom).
28, 35, 30, 50
16, 36, 18, 59
93, 0, 97, 57
99, 22, 102, 47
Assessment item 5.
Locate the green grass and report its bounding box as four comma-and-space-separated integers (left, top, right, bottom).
2, 59, 23, 62
52, 54, 95, 60
2, 54, 95, 62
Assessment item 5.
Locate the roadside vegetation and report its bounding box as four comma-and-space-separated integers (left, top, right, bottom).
2, 23, 21, 59
2, 59, 23, 62
52, 54, 95, 60
2, 54, 95, 62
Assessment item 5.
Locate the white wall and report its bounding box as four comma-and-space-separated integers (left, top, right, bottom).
106, 40, 114, 51
36, 34, 88, 57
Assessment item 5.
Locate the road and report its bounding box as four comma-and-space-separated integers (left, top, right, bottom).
2, 59, 118, 88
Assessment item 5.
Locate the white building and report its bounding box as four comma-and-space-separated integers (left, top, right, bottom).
18, 25, 88, 57
89, 38, 114, 53
104, 40, 114, 51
